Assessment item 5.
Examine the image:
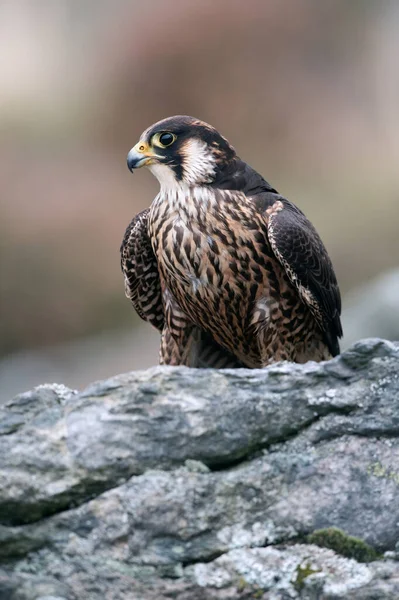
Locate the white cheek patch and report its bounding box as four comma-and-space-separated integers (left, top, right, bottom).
181, 138, 217, 185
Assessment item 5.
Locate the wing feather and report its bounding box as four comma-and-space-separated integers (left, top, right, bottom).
266, 199, 342, 356
120, 208, 164, 331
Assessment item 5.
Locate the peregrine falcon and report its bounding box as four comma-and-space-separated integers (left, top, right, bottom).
122, 115, 342, 368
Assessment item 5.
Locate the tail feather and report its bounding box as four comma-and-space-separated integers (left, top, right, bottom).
193, 331, 245, 368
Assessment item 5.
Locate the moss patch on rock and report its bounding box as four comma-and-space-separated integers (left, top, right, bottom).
294, 562, 321, 591
308, 527, 380, 563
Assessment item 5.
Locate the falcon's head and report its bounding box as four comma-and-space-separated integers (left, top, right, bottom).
127, 116, 236, 188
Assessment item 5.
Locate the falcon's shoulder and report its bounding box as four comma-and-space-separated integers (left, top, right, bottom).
120, 208, 164, 331
262, 195, 342, 355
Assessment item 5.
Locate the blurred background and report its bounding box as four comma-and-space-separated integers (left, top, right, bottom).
1, 0, 399, 401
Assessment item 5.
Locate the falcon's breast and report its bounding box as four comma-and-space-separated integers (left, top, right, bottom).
149, 186, 315, 367
120, 206, 245, 368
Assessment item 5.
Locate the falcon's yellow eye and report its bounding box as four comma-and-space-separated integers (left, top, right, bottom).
154, 132, 176, 148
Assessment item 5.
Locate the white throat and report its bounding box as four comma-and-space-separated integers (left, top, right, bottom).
148, 163, 179, 191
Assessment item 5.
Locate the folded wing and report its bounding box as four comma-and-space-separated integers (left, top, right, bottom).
266, 199, 342, 356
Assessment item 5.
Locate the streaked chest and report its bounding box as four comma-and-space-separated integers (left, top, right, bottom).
148, 186, 271, 297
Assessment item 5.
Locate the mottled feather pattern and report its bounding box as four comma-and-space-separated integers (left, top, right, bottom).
149, 185, 335, 367
121, 208, 243, 367
120, 208, 164, 331
267, 200, 342, 355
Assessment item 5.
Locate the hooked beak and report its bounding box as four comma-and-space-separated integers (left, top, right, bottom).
127, 141, 161, 173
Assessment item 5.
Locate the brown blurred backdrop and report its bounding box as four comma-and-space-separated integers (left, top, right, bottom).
1, 0, 399, 399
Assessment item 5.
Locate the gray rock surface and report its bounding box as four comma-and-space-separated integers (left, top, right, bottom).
1, 338, 399, 599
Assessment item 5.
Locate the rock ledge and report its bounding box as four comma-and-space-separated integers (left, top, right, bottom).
1, 338, 399, 599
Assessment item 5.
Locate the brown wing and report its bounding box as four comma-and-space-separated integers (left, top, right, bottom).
121, 208, 164, 331
120, 209, 244, 367
266, 199, 342, 356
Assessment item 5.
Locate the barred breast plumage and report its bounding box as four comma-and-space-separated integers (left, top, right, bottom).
120, 207, 244, 368
149, 186, 331, 367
